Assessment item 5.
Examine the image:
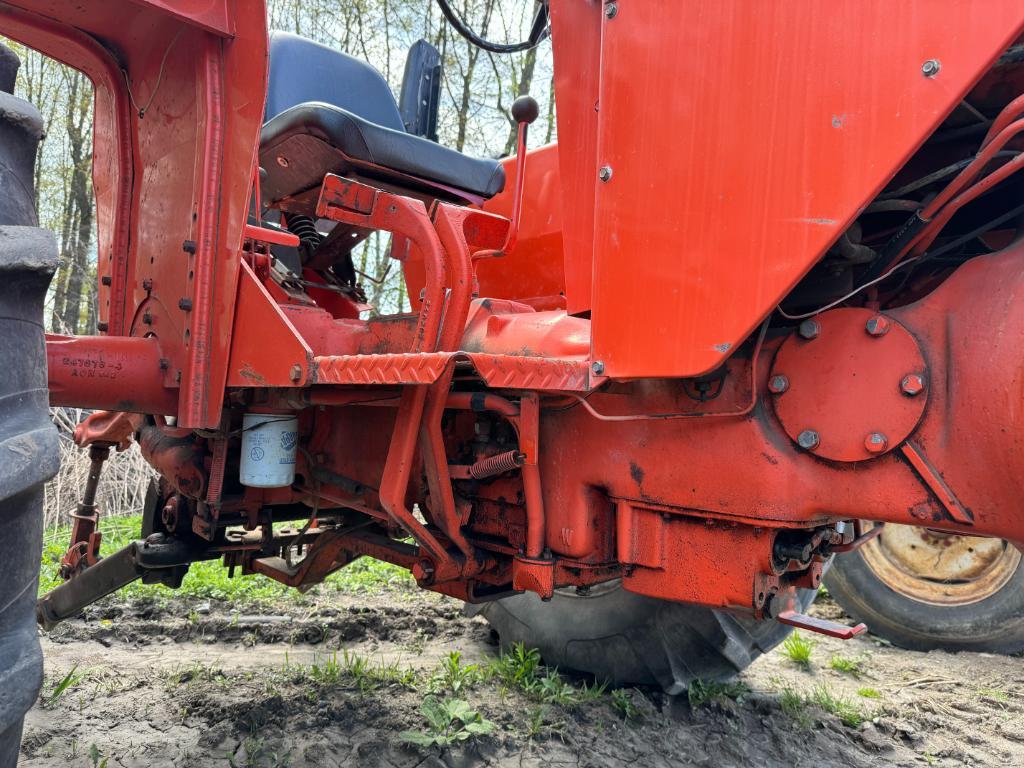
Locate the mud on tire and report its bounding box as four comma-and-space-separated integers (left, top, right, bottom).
474, 581, 818, 693
0, 43, 60, 768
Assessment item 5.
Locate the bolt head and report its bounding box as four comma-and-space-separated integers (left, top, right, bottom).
797, 429, 820, 451
598, 165, 613, 182
276, 155, 289, 168
605, 2, 618, 18
798, 319, 820, 340
901, 373, 925, 396
865, 315, 890, 337
864, 432, 888, 454
592, 360, 606, 375
290, 364, 302, 383
922, 59, 941, 78
768, 374, 790, 394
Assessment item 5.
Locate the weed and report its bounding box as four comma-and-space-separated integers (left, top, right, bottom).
488, 642, 542, 689
857, 687, 881, 699
400, 697, 496, 747
611, 689, 640, 720
429, 651, 481, 695
165, 661, 225, 688
487, 642, 604, 706
781, 631, 816, 669
227, 736, 292, 768
977, 686, 1009, 702
829, 654, 865, 677
810, 683, 867, 727
88, 743, 108, 768
45, 665, 87, 706
687, 679, 750, 708
779, 686, 813, 728
285, 650, 414, 693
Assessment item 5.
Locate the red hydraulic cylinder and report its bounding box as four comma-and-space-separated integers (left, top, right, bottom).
46, 334, 178, 415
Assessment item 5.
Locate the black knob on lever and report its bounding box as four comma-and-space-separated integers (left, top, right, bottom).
511, 95, 540, 125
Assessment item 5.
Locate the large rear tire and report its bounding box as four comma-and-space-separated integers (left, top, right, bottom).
824, 524, 1024, 653
0, 43, 60, 768
475, 581, 819, 693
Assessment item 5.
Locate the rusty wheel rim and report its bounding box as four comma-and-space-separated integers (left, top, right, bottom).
860, 523, 1021, 606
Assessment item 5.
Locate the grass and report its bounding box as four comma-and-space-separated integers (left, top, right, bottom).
857, 687, 881, 699
39, 515, 414, 604
829, 654, 865, 677
283, 649, 416, 693
487, 642, 606, 706
611, 689, 640, 720
781, 631, 816, 669
779, 686, 813, 728
687, 678, 751, 708
810, 683, 869, 727
43, 664, 88, 707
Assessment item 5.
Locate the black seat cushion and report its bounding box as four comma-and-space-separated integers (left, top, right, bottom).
261, 33, 504, 203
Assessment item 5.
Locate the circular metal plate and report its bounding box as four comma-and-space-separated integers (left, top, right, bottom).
770, 308, 927, 462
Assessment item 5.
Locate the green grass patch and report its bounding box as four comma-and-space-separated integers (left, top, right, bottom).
857, 687, 881, 699
283, 649, 416, 693
829, 654, 865, 677
687, 678, 750, 708
487, 642, 605, 706
781, 631, 816, 669
810, 683, 868, 727
779, 685, 813, 728
39, 515, 414, 605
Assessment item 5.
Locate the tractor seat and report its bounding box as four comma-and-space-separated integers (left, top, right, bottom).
260, 32, 504, 205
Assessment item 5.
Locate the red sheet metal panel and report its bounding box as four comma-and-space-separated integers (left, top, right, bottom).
589, 0, 1024, 378
548, 0, 602, 315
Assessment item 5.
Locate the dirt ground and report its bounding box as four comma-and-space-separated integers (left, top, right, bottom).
19, 590, 1024, 768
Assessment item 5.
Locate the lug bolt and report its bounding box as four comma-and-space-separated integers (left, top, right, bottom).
798, 319, 820, 340
865, 315, 890, 337
864, 432, 888, 454
922, 59, 941, 78
901, 373, 925, 396
768, 374, 789, 394
797, 430, 820, 451
598, 165, 613, 182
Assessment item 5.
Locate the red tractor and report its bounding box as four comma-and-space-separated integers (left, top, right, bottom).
3, 1, 1024, 761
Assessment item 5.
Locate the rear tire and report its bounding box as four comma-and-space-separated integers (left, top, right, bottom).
475, 581, 818, 693
0, 43, 60, 767
824, 525, 1024, 653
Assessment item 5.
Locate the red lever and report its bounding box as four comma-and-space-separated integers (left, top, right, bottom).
777, 610, 868, 640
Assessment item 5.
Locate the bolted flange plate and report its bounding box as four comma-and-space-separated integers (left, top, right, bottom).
769, 308, 927, 462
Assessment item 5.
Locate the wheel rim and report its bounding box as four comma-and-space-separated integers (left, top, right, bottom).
860, 523, 1021, 606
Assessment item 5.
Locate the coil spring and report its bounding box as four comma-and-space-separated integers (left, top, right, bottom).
285, 214, 322, 249
469, 450, 525, 480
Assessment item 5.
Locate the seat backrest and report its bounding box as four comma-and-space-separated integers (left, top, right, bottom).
266, 31, 405, 131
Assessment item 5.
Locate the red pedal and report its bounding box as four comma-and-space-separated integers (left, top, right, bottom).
777, 609, 867, 640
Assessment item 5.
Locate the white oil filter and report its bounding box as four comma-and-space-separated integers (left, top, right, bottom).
240, 413, 298, 487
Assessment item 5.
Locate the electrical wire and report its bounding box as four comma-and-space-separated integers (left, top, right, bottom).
776, 257, 923, 321
122, 27, 184, 118
434, 0, 549, 54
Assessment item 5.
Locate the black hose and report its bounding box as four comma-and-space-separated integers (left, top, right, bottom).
434, 0, 549, 54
